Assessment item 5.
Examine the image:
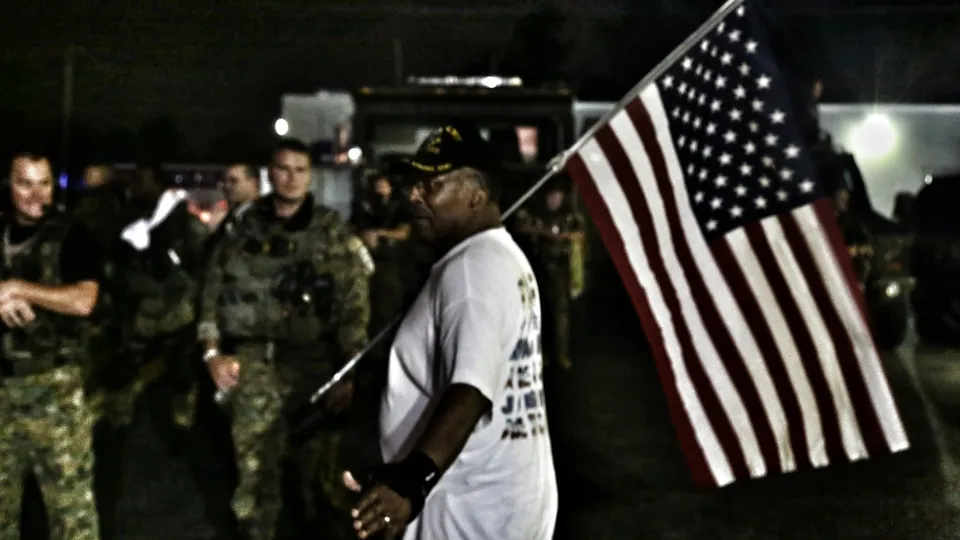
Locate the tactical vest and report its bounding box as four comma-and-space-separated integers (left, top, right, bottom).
216, 204, 343, 346
72, 192, 123, 332
124, 206, 198, 340
1, 218, 87, 375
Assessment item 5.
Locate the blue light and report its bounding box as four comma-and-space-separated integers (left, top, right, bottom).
58, 173, 68, 189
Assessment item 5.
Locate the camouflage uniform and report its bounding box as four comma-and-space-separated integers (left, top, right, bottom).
200, 195, 370, 540
69, 182, 132, 540
516, 205, 585, 368
0, 217, 99, 540
120, 200, 208, 440
70, 183, 128, 418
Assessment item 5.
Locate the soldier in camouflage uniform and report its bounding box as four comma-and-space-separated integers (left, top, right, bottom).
515, 182, 585, 370
351, 173, 411, 384
201, 138, 370, 540
206, 163, 261, 258
0, 152, 102, 540
118, 162, 208, 447
70, 163, 133, 540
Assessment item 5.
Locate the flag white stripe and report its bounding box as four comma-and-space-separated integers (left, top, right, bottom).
793, 205, 910, 451
608, 109, 765, 477
761, 213, 869, 460
724, 229, 830, 468
577, 137, 734, 486
639, 86, 795, 473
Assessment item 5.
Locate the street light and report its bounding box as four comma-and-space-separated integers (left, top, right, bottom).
274, 118, 289, 136
849, 113, 896, 160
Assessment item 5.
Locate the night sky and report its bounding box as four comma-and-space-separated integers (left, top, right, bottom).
1, 0, 957, 159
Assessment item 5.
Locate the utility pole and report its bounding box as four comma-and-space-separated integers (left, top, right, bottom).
393, 38, 404, 84
61, 44, 75, 182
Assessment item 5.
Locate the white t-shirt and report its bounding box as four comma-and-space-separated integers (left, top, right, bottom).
380, 227, 558, 540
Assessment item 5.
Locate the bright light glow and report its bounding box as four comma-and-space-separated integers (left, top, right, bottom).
884, 281, 901, 298
347, 146, 363, 163
406, 75, 523, 88
480, 76, 500, 88
849, 113, 896, 160
274, 118, 289, 136
200, 211, 211, 223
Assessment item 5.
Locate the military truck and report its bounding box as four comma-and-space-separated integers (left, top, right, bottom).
349, 77, 576, 211
814, 150, 914, 349
909, 171, 960, 346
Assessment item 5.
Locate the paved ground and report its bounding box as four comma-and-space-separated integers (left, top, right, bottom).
36, 289, 960, 539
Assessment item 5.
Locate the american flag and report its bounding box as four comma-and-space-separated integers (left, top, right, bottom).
565, 0, 909, 487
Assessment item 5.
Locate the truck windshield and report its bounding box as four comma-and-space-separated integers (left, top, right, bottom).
362, 119, 564, 168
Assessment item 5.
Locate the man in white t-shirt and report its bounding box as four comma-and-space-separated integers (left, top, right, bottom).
342, 124, 558, 540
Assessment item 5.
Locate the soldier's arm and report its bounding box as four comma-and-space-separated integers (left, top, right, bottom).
328, 218, 371, 362
6, 223, 102, 317
374, 202, 412, 240
181, 212, 211, 274
377, 222, 411, 241
197, 237, 227, 348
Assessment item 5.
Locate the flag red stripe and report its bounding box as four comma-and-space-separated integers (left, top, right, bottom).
811, 199, 871, 335
778, 210, 889, 456
742, 222, 848, 464
565, 152, 715, 485
623, 99, 783, 475
710, 238, 814, 471
592, 124, 750, 482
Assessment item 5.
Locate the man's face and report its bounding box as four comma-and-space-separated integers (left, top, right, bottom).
83, 165, 111, 188
408, 168, 482, 243
223, 165, 259, 206
269, 149, 312, 202
9, 157, 54, 224
373, 177, 392, 201
545, 190, 564, 211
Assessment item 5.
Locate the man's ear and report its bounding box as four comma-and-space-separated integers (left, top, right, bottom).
469, 188, 488, 209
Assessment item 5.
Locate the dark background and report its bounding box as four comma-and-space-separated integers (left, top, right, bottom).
1, 0, 958, 170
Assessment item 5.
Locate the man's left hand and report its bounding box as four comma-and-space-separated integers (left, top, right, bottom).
343, 470, 412, 540
0, 298, 35, 328
324, 378, 354, 414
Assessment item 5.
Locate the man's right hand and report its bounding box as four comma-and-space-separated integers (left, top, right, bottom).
207, 355, 241, 391
360, 230, 380, 249
0, 298, 35, 328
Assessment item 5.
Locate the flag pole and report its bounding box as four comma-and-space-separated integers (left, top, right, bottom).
277, 0, 749, 407
503, 0, 745, 217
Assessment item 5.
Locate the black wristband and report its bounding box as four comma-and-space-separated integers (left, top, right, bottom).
402, 450, 441, 499
367, 450, 441, 522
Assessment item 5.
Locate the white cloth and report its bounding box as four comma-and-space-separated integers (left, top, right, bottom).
380, 227, 557, 540
120, 189, 187, 251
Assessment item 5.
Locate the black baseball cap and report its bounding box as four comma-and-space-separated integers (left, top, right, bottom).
401, 123, 503, 200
